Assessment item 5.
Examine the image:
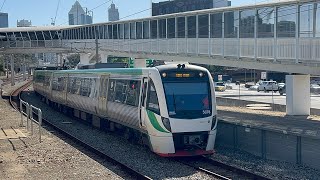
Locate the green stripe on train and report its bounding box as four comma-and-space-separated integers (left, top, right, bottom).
147, 110, 169, 133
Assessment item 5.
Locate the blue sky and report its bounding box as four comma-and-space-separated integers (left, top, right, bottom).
1, 0, 263, 27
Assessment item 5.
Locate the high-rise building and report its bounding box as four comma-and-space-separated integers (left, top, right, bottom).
108, 2, 119, 22
17, 19, 32, 27
152, 0, 231, 16
68, 1, 92, 25
0, 13, 8, 28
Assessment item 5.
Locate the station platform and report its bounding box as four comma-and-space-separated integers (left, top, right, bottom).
217, 105, 320, 139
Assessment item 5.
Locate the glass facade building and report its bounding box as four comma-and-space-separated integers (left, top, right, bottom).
152, 0, 231, 16
0, 13, 8, 28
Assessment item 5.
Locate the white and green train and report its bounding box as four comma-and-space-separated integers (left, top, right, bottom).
33, 64, 217, 157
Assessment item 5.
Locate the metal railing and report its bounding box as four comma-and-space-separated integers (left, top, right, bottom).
20, 99, 43, 142
20, 99, 29, 127
0, 40, 62, 49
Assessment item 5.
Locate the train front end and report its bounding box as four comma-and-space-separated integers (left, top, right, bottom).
147, 64, 217, 157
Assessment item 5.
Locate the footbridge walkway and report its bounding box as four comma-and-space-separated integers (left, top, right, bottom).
0, 0, 319, 115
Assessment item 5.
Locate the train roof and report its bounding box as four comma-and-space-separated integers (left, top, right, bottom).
34, 64, 207, 75
34, 67, 154, 76
156, 64, 208, 72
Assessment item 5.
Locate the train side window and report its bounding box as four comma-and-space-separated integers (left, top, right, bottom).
68, 77, 74, 93
58, 77, 65, 91
107, 79, 116, 101
114, 80, 128, 103
125, 80, 141, 106
80, 78, 92, 97
52, 76, 58, 91
44, 75, 50, 86
147, 80, 160, 114
71, 77, 81, 94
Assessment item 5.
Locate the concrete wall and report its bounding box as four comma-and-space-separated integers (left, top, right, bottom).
216, 121, 320, 170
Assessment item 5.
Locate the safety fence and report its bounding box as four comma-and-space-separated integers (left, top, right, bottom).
20, 99, 43, 142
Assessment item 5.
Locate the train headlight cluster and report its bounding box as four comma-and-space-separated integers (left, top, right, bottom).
161, 117, 171, 132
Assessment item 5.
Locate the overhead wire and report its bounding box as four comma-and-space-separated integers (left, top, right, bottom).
57, 0, 113, 26
53, 0, 61, 25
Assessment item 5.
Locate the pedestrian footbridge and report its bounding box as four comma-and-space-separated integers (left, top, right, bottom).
0, 0, 318, 115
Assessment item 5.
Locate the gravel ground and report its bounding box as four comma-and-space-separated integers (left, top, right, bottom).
21, 91, 215, 179
21, 89, 320, 179
212, 147, 320, 180
0, 86, 130, 179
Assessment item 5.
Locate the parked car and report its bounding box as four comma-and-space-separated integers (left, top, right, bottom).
245, 82, 255, 88
215, 82, 226, 92
257, 81, 278, 92
279, 84, 320, 95
279, 85, 286, 95
278, 83, 285, 88
249, 83, 260, 91
225, 82, 233, 89
311, 84, 320, 94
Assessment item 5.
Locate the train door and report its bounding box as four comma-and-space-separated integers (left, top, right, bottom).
139, 77, 148, 128
60, 76, 67, 104
98, 75, 109, 117
64, 75, 69, 103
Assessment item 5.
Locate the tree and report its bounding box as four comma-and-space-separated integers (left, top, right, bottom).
66, 54, 80, 67
107, 56, 129, 63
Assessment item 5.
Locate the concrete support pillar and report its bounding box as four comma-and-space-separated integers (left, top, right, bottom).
57, 53, 63, 67
10, 55, 15, 86
100, 53, 108, 63
23, 56, 26, 81
286, 75, 310, 115
79, 53, 91, 64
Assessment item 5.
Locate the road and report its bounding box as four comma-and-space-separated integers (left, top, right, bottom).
216, 84, 320, 109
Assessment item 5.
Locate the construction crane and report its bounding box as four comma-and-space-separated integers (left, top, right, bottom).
51, 0, 61, 26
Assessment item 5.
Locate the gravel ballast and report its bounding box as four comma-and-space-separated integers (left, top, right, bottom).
0, 88, 130, 180
21, 91, 214, 179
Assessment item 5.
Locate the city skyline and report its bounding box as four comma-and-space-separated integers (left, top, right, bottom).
0, 0, 258, 27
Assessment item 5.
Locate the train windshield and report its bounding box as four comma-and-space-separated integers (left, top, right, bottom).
163, 82, 212, 119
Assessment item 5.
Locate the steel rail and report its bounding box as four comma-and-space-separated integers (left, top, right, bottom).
177, 156, 271, 180
200, 156, 271, 180
9, 85, 152, 180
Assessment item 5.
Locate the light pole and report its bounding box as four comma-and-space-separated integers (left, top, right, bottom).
10, 54, 14, 86
23, 55, 26, 81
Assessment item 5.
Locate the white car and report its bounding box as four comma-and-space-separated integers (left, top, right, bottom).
249, 83, 260, 91
257, 81, 278, 92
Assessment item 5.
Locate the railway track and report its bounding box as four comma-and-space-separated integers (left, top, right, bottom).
177, 156, 271, 180
9, 82, 271, 180
8, 82, 152, 180
9, 80, 33, 110
1, 74, 26, 86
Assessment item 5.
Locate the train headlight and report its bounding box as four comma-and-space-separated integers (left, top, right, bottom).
199, 72, 204, 77
162, 72, 167, 77
211, 115, 217, 130
161, 117, 171, 132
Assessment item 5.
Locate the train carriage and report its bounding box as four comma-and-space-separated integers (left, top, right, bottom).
33, 63, 217, 157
